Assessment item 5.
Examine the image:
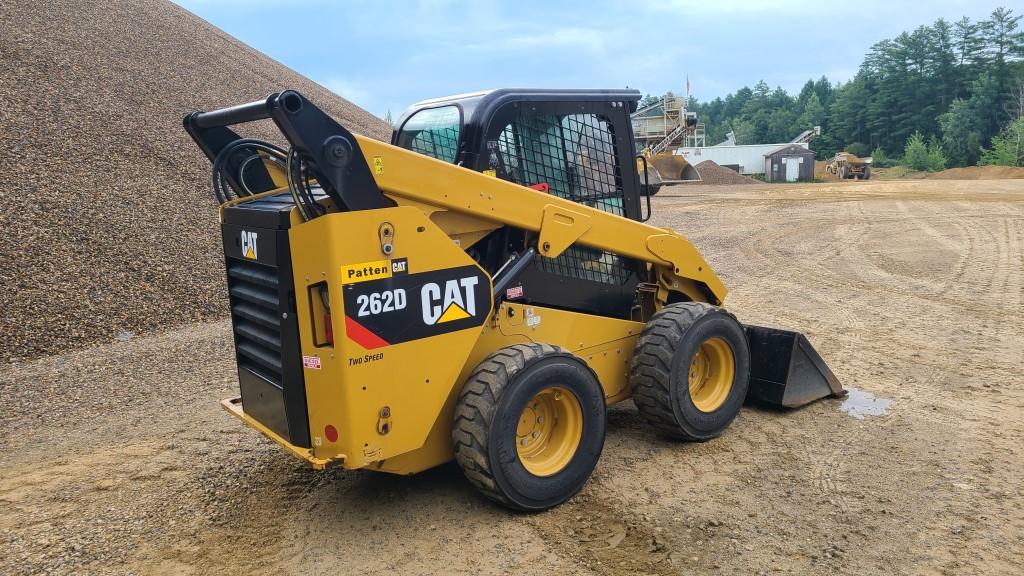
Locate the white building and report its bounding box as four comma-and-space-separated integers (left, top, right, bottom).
676, 142, 811, 176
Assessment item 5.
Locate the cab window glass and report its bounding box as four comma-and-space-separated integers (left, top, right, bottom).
396, 106, 461, 163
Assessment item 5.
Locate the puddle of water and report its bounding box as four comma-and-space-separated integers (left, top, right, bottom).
839, 387, 893, 419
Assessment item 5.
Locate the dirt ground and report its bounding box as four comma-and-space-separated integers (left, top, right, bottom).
2, 178, 1022, 575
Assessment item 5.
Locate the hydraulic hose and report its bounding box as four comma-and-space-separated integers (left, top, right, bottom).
209, 139, 287, 204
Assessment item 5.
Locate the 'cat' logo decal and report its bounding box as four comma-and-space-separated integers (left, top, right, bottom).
341, 265, 490, 349
421, 277, 479, 325
240, 230, 258, 260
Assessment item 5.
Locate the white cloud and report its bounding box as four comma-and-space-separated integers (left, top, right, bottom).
459, 26, 617, 55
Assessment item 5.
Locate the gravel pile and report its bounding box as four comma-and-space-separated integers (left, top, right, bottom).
693, 160, 760, 185
927, 165, 1024, 180
0, 0, 391, 362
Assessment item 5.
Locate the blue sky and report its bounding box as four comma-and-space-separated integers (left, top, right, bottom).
173, 0, 1006, 118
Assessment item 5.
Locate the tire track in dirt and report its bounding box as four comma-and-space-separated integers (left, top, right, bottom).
524, 488, 677, 576
658, 184, 1024, 572
726, 206, 869, 339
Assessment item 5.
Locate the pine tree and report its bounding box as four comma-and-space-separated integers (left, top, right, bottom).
953, 16, 985, 97
903, 132, 930, 171
981, 8, 1024, 124
798, 92, 825, 130
926, 136, 948, 171
829, 75, 870, 150
939, 98, 982, 166
930, 19, 958, 111
813, 76, 834, 109
979, 117, 1024, 165
968, 74, 1007, 144
797, 80, 816, 108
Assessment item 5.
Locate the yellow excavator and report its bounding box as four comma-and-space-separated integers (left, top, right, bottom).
184, 88, 843, 511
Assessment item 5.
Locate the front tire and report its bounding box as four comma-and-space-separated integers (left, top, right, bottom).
629, 303, 750, 441
452, 343, 606, 511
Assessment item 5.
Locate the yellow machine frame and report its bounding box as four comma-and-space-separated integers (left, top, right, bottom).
221, 135, 727, 474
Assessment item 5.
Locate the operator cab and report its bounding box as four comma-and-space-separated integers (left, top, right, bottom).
393, 89, 646, 320
394, 89, 642, 220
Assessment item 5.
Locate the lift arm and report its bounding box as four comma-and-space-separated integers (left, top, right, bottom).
356, 134, 726, 304
184, 90, 727, 305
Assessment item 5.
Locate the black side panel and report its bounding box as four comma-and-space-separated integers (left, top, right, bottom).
221, 193, 310, 448
238, 368, 289, 437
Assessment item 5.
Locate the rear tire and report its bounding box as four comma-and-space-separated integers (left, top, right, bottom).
629, 303, 750, 441
452, 343, 606, 511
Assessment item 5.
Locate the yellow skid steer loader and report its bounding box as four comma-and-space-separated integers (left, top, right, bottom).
184, 89, 843, 511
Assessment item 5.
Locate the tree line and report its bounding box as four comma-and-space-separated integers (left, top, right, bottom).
644, 7, 1024, 169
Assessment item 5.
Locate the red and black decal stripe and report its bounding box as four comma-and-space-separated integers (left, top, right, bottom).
344, 316, 390, 349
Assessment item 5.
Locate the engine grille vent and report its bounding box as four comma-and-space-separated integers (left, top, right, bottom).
227, 260, 283, 385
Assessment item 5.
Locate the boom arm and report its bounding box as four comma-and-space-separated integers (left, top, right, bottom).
184, 90, 726, 305
357, 135, 726, 304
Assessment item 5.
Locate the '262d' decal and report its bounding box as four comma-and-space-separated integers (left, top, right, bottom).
341, 265, 491, 349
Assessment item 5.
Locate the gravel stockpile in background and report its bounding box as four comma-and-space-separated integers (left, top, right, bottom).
0, 0, 391, 362
693, 160, 760, 185
926, 165, 1024, 179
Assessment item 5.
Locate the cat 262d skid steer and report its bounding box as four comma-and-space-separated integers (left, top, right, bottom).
184, 88, 844, 511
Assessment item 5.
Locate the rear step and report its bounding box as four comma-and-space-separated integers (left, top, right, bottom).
744, 325, 846, 408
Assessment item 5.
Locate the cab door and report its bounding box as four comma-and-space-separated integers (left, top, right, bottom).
480, 101, 644, 319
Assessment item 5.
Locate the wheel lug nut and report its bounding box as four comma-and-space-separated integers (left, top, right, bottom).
537, 416, 544, 423
532, 431, 539, 438
520, 438, 528, 446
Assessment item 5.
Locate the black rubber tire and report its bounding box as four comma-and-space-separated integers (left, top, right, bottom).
452, 343, 606, 511
861, 166, 871, 180
629, 302, 750, 441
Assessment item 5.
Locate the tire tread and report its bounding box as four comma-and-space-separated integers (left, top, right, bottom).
629, 302, 742, 440
452, 342, 566, 507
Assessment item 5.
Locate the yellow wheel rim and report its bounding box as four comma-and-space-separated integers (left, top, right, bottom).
687, 337, 735, 412
515, 387, 583, 477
